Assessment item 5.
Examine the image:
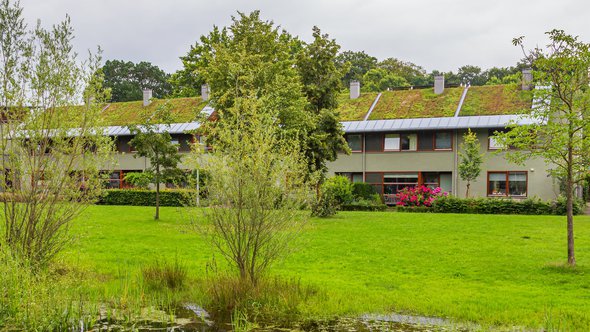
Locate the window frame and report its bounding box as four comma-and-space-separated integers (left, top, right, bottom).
487, 171, 528, 197
345, 134, 363, 153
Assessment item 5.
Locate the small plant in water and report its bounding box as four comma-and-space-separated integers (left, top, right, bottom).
141, 255, 187, 290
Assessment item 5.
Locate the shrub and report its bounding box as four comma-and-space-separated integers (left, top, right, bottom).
341, 199, 388, 211
422, 195, 584, 215
97, 189, 196, 207
322, 176, 354, 205
122, 172, 153, 189
352, 183, 377, 200
311, 188, 338, 217
396, 186, 447, 207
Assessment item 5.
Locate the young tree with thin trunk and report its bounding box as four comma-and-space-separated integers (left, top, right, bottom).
458, 129, 484, 198
498, 30, 590, 266
0, 0, 112, 268
128, 105, 182, 220
198, 98, 311, 285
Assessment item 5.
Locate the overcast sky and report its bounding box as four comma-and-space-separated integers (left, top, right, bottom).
19, 0, 589, 74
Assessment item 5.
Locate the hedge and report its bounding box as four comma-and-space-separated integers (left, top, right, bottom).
397, 196, 584, 216
97, 189, 196, 207
341, 201, 388, 212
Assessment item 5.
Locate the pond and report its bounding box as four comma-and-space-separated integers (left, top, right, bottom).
84, 304, 472, 331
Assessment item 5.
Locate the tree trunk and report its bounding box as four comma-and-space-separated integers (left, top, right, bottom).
465, 182, 471, 198
155, 163, 160, 221
566, 147, 575, 266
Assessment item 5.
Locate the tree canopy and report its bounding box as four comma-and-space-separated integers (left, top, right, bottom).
103, 60, 172, 102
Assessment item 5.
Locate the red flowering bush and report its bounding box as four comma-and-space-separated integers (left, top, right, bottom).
396, 186, 447, 207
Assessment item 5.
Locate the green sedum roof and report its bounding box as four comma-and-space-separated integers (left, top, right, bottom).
459, 84, 532, 116
336, 92, 379, 121
101, 97, 208, 126
368, 87, 463, 120
335, 84, 533, 121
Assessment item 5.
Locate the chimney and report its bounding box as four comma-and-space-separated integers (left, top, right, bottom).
434, 75, 445, 94
350, 81, 360, 99
142, 89, 152, 107
522, 68, 533, 90
201, 84, 210, 101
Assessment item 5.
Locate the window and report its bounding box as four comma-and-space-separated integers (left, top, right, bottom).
401, 134, 417, 151
365, 173, 383, 195
488, 171, 527, 197
418, 132, 434, 150
423, 172, 440, 188
346, 134, 363, 152
384, 134, 400, 150
336, 172, 364, 183
365, 134, 382, 152
435, 132, 452, 150
488, 129, 506, 150
383, 173, 419, 205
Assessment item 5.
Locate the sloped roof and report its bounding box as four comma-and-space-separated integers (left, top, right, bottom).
335, 84, 533, 121
101, 97, 208, 126
341, 114, 540, 133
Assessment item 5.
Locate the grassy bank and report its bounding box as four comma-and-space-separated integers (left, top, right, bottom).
48, 206, 590, 329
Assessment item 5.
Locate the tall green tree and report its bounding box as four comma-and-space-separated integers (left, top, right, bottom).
335, 50, 377, 86
103, 60, 171, 102
362, 68, 409, 92
498, 29, 590, 266
377, 57, 429, 86
129, 106, 183, 220
458, 129, 484, 198
296, 26, 350, 178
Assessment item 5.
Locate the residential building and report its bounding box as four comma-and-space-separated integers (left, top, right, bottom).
100, 78, 558, 202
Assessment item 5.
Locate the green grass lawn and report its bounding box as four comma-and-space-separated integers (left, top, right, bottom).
62, 205, 590, 329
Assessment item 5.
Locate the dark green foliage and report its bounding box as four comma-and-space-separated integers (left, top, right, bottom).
102, 60, 171, 102
335, 50, 377, 86
352, 182, 377, 200
311, 189, 337, 217
399, 196, 585, 215
97, 189, 195, 207
341, 201, 387, 211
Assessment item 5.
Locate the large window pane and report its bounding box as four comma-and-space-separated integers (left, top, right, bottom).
509, 172, 527, 196
384, 134, 400, 150
418, 132, 434, 150
435, 132, 452, 150
488, 173, 507, 196
401, 134, 417, 151
347, 134, 362, 151
365, 173, 382, 183
365, 134, 382, 152
351, 173, 364, 183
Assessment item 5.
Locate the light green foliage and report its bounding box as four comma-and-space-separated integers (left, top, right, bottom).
377, 57, 429, 86
123, 172, 153, 189
498, 29, 590, 265
0, 0, 113, 267
129, 105, 183, 220
458, 129, 484, 198
102, 60, 171, 102
322, 175, 354, 205
199, 98, 312, 285
362, 68, 409, 92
